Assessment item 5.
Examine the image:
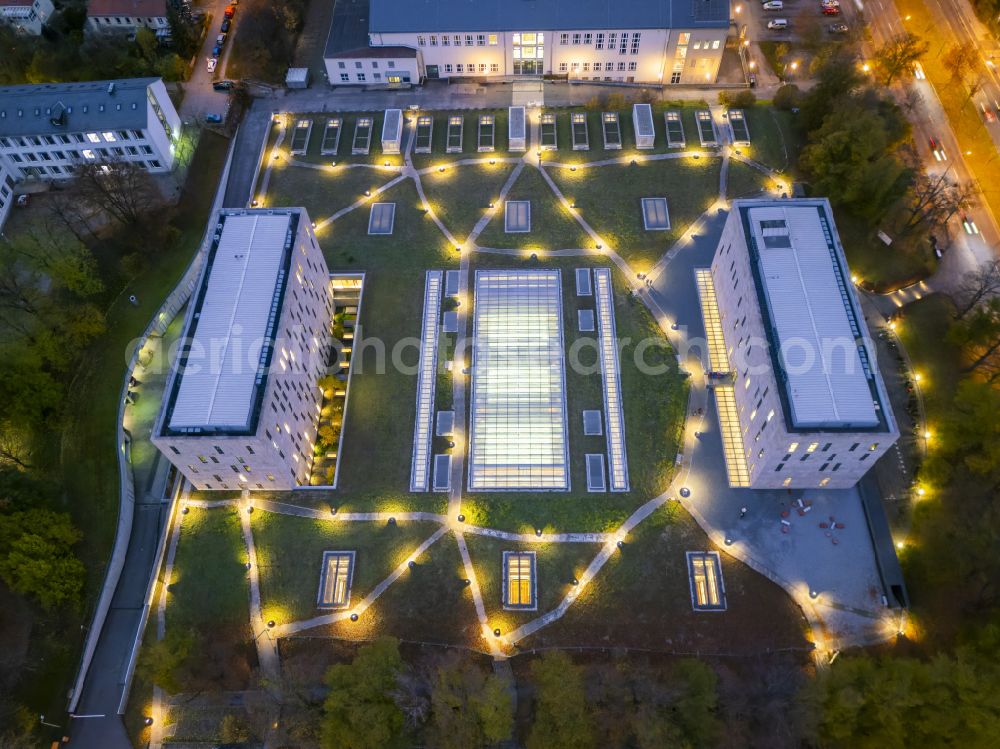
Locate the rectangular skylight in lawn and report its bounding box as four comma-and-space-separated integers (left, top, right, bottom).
468, 270, 569, 491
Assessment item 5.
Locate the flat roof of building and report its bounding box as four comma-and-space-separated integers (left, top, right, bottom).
0, 77, 159, 137
167, 211, 297, 433
369, 0, 729, 34
743, 202, 880, 429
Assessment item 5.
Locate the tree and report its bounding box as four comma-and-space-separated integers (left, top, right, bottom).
138, 628, 196, 694
0, 508, 85, 611
671, 659, 722, 748
952, 260, 1000, 321
801, 643, 1000, 748
426, 659, 513, 748
948, 298, 1000, 380
900, 172, 974, 236
942, 42, 980, 85
800, 48, 864, 132
527, 651, 595, 749
873, 32, 929, 86
218, 714, 252, 743
799, 105, 911, 221
321, 637, 406, 749
74, 160, 162, 228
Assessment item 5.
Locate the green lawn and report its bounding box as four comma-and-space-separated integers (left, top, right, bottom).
317, 529, 482, 648
420, 159, 519, 243
741, 107, 802, 174
463, 535, 602, 636
461, 255, 688, 534
251, 510, 441, 624
166, 506, 249, 632
549, 156, 722, 271
517, 505, 810, 653
896, 294, 962, 420
727, 160, 770, 200
474, 164, 593, 250
835, 209, 935, 292
262, 161, 398, 225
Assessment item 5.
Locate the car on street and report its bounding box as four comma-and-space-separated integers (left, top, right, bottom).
763, 1, 783, 8
980, 100, 997, 123
913, 62, 926, 79
929, 137, 947, 161
821, 0, 840, 6
207, 57, 217, 73
213, 80, 235, 91
224, 4, 235, 18
216, 33, 227, 46
828, 22, 849, 33
212, 45, 222, 56
960, 210, 979, 235
205, 113, 223, 124
767, 19, 789, 29
221, 19, 230, 32
822, 5, 841, 14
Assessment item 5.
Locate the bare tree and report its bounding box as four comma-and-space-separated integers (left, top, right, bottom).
942, 42, 980, 86
953, 260, 1000, 321
900, 172, 975, 236
74, 158, 162, 228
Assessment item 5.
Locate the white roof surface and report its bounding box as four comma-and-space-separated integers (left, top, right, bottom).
748, 205, 878, 428
169, 213, 292, 430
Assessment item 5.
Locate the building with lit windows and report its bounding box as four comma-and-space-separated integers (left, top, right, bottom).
86, 0, 169, 36
0, 0, 55, 35
704, 199, 899, 489
0, 77, 180, 182
152, 209, 334, 492
324, 0, 730, 86
0, 158, 15, 231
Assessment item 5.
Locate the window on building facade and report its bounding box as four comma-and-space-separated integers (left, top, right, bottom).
417, 35, 425, 45
617, 61, 625, 71
338, 61, 345, 69
571, 62, 579, 71
490, 62, 499, 71
445, 64, 453, 72
477, 33, 485, 45
584, 32, 592, 44
608, 32, 616, 48
373, 72, 381, 80
560, 32, 568, 44
596, 32, 604, 49
678, 32, 690, 45
430, 34, 437, 45
583, 62, 590, 71
559, 62, 568, 72
453, 34, 461, 45
388, 60, 395, 68
619, 32, 628, 54
628, 61, 636, 71
456, 63, 463, 73
489, 34, 498, 45
605, 61, 613, 71
442, 34, 449, 45
465, 34, 474, 45
631, 33, 640, 53
355, 61, 362, 68
372, 60, 379, 68
357, 73, 365, 81
572, 32, 581, 44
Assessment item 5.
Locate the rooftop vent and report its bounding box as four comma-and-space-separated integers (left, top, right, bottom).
108, 82, 116, 96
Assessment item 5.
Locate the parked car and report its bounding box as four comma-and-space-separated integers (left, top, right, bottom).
212, 45, 222, 56
822, 5, 841, 14
205, 113, 223, 124
821, 0, 840, 6
224, 4, 235, 18
763, 1, 783, 9
221, 19, 230, 32
207, 57, 217, 73
767, 19, 789, 29
828, 22, 849, 33
216, 33, 227, 46
213, 80, 235, 91
929, 136, 947, 161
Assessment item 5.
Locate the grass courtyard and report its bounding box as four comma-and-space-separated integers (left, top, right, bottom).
139, 104, 813, 689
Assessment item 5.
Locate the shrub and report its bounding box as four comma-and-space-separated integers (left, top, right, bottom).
774, 84, 802, 111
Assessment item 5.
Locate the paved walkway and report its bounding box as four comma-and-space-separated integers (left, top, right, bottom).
134, 108, 910, 740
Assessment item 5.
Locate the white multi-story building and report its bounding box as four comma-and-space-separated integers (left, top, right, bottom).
705, 199, 899, 490
0, 157, 15, 231
86, 0, 168, 34
324, 0, 730, 86
0, 77, 180, 182
152, 208, 335, 492
0, 0, 54, 35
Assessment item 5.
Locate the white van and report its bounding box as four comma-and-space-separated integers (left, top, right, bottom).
763, 0, 783, 8
767, 19, 789, 29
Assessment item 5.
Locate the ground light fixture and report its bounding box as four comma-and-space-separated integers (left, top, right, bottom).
535, 527, 543, 537
457, 514, 465, 522
267, 620, 275, 628
364, 189, 371, 197
144, 717, 154, 727
493, 628, 501, 637
350, 613, 359, 621
809, 589, 819, 599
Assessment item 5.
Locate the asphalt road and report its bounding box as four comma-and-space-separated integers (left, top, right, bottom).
861, 0, 997, 286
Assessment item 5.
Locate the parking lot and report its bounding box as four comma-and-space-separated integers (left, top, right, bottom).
741, 0, 856, 78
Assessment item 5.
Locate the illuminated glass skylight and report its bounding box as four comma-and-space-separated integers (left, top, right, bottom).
410, 271, 443, 492
593, 268, 629, 492
468, 270, 569, 491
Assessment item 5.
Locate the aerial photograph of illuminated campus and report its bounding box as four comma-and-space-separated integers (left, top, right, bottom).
2, 0, 999, 747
